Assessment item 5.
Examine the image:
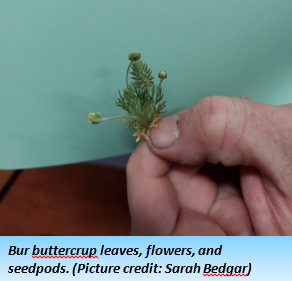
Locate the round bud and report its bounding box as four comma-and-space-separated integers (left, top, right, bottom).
88, 112, 102, 124
129, 52, 141, 62
158, 70, 167, 79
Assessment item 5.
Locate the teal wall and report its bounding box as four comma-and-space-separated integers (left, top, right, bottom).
0, 0, 292, 169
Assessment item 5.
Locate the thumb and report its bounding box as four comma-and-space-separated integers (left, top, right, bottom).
147, 96, 292, 187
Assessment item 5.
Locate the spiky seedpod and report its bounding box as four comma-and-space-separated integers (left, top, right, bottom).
130, 61, 154, 89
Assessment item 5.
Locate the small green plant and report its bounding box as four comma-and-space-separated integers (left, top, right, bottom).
88, 52, 167, 142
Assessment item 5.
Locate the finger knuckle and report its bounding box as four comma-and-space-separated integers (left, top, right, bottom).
195, 96, 230, 147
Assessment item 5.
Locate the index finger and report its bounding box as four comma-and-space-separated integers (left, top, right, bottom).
126, 141, 179, 235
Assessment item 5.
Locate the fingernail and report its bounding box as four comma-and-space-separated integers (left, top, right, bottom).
149, 116, 179, 149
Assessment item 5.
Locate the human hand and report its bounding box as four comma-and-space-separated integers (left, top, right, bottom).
127, 96, 292, 235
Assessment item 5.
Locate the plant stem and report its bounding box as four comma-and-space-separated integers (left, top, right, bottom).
154, 79, 164, 105
126, 62, 133, 87
158, 78, 163, 90
101, 115, 132, 122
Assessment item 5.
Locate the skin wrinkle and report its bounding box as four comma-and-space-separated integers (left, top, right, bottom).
197, 97, 226, 158
230, 97, 237, 115
170, 208, 182, 235
202, 97, 237, 160
232, 99, 248, 152
248, 193, 273, 235
272, 206, 290, 235
220, 104, 229, 150
267, 197, 285, 236
196, 105, 208, 140
202, 96, 215, 142
264, 178, 292, 228
206, 189, 219, 217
